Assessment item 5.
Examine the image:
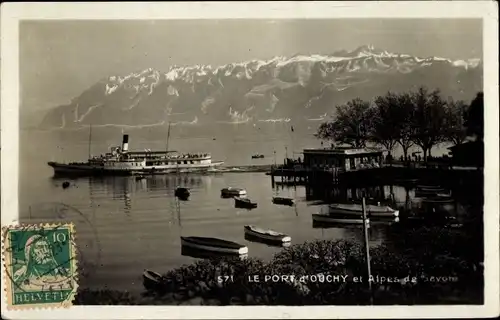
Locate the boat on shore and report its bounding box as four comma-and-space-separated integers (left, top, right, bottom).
180, 236, 248, 255
234, 197, 258, 209
329, 203, 399, 217
312, 213, 370, 225
221, 187, 247, 198
272, 197, 295, 206
244, 225, 291, 243
143, 270, 167, 292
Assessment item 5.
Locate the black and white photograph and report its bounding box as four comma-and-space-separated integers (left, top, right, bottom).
1, 2, 498, 319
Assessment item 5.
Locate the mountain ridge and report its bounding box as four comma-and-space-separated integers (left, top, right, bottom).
38, 45, 483, 129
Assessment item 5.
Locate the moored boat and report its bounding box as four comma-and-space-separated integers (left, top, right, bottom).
181, 245, 248, 259
312, 213, 370, 225
251, 154, 265, 159
417, 184, 443, 190
244, 225, 291, 243
421, 196, 454, 204
180, 236, 248, 255
221, 187, 247, 197
415, 185, 449, 198
143, 269, 167, 292
175, 187, 190, 199
415, 190, 449, 198
329, 203, 399, 217
234, 197, 258, 209
272, 197, 295, 206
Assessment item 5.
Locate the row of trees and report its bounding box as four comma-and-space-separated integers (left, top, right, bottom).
316, 87, 484, 161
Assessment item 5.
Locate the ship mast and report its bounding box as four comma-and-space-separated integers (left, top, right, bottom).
88, 124, 92, 159
165, 122, 171, 153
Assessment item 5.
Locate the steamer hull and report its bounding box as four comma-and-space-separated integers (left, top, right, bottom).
48, 161, 224, 177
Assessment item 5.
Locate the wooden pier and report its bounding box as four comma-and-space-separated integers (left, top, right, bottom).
269, 165, 345, 187
268, 162, 481, 186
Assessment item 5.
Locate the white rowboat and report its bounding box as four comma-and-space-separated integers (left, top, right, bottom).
180, 236, 248, 255
221, 187, 247, 197
244, 225, 291, 243
329, 203, 399, 217
312, 213, 370, 225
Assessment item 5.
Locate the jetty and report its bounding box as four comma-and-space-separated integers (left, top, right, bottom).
267, 147, 482, 194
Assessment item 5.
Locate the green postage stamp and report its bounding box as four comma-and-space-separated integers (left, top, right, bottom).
2, 223, 78, 309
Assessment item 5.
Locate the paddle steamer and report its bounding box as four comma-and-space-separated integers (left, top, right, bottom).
48, 131, 223, 176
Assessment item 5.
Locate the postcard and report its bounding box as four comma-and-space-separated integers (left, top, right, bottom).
1, 1, 499, 319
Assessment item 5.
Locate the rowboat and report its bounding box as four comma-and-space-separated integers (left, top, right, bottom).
272, 197, 295, 206
329, 203, 399, 217
221, 187, 247, 198
312, 213, 370, 225
181, 246, 248, 259
180, 236, 248, 255
369, 217, 400, 224
415, 185, 449, 198
142, 269, 167, 292
421, 196, 454, 205
234, 197, 257, 209
251, 154, 265, 159
244, 225, 291, 243
244, 234, 292, 247
417, 185, 443, 190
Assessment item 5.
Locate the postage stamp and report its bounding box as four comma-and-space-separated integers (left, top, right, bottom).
2, 223, 78, 309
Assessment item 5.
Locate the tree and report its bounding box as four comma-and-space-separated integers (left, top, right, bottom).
372, 91, 414, 158
410, 87, 447, 161
315, 98, 372, 148
395, 92, 417, 161
465, 92, 484, 140
443, 98, 468, 145
371, 92, 399, 155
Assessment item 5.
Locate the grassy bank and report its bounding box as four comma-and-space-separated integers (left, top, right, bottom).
74, 224, 483, 306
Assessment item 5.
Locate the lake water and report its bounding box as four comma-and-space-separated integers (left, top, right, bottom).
17, 124, 446, 294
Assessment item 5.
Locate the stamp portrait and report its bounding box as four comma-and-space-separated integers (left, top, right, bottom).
2, 223, 78, 309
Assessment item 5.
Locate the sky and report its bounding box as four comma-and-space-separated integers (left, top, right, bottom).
20, 19, 482, 111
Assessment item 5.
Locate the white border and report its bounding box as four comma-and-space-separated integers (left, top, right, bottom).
1, 1, 499, 319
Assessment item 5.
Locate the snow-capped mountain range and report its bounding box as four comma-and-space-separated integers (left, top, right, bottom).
39, 45, 482, 129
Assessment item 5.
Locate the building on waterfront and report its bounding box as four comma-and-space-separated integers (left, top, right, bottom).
302, 147, 384, 172
448, 140, 484, 167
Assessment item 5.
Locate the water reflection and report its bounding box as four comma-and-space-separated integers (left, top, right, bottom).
51, 175, 208, 197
